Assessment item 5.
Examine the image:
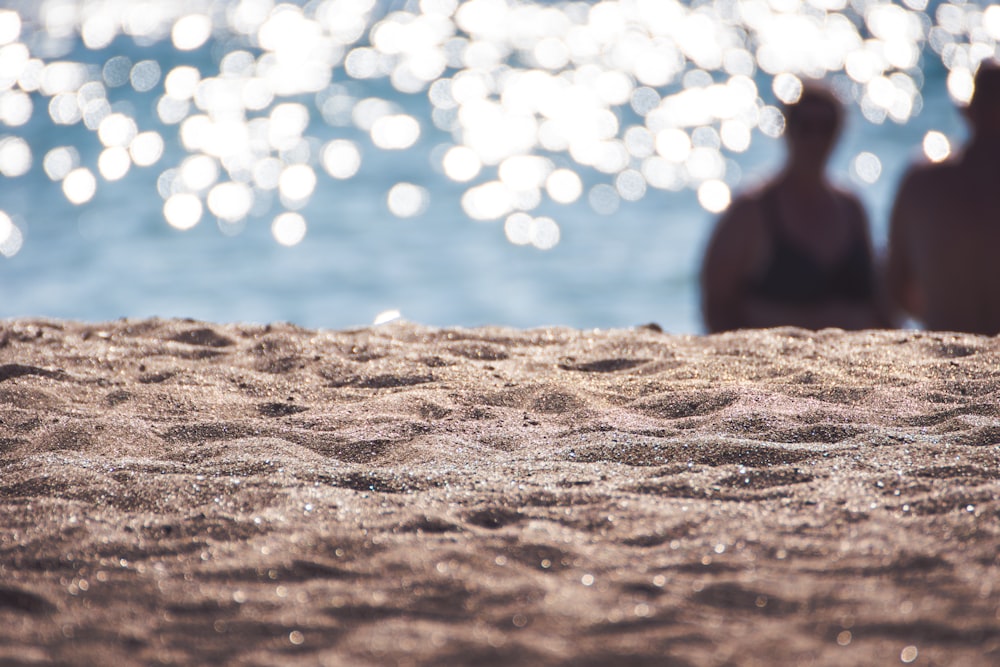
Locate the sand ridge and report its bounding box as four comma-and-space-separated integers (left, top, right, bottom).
0, 318, 998, 666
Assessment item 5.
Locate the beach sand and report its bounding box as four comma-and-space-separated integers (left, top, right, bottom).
1, 318, 998, 666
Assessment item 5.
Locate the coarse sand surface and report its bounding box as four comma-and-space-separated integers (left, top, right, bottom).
1, 318, 998, 666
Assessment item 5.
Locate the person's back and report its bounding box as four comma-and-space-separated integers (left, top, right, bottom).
888, 63, 1000, 335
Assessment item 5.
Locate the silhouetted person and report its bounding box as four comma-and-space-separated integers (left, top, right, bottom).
887, 62, 1000, 335
701, 82, 889, 333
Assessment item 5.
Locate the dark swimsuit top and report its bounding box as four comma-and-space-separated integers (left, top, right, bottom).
751, 190, 875, 304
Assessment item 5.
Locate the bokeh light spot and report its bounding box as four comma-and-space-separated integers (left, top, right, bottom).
98, 146, 131, 181
371, 114, 421, 150
503, 212, 532, 244
269, 103, 311, 150
172, 14, 213, 51
530, 216, 560, 250
98, 113, 138, 148
0, 210, 23, 258
985, 6, 1000, 40
772, 73, 803, 104
164, 66, 201, 100
720, 120, 751, 152
922, 131, 950, 163
279, 163, 317, 205
102, 56, 131, 88
157, 95, 190, 124
499, 155, 551, 191
387, 182, 430, 218
615, 169, 647, 202
758, 106, 785, 138
656, 129, 692, 162
0, 11, 22, 46
588, 184, 620, 215
0, 135, 31, 177
0, 90, 32, 126
442, 145, 481, 182
43, 146, 79, 181
852, 151, 882, 184
697, 179, 731, 213
272, 212, 307, 246
130, 60, 162, 93
462, 181, 514, 221
180, 154, 219, 192
321, 139, 362, 179
546, 168, 583, 204
253, 157, 283, 190
207, 181, 254, 222
63, 168, 98, 205
947, 68, 974, 105
49, 94, 82, 125
164, 193, 203, 230
130, 131, 164, 167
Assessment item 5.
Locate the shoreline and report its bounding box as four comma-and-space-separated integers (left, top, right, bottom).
1, 318, 998, 666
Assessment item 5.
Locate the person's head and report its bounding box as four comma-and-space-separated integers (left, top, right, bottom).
782, 81, 844, 171
965, 61, 1000, 138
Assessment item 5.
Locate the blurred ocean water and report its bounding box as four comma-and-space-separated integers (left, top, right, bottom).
0, 0, 987, 332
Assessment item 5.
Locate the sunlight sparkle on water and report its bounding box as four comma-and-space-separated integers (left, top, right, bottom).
0, 136, 30, 177
172, 15, 213, 51
442, 144, 481, 182
546, 168, 583, 205
371, 114, 421, 150
98, 146, 131, 181
0, 209, 23, 258
697, 180, 731, 214
388, 183, 430, 218
772, 73, 803, 104
0, 90, 32, 126
922, 131, 951, 163
207, 181, 254, 222
321, 139, 362, 180
852, 152, 883, 184
43, 146, 78, 181
2, 0, 998, 246
463, 180, 514, 221
272, 211, 307, 246
164, 193, 203, 230
504, 212, 532, 246
0, 11, 21, 46
164, 66, 200, 100
130, 131, 164, 167
279, 164, 318, 206
502, 211, 559, 250
180, 154, 220, 192
98, 113, 138, 148
63, 167, 97, 205
588, 183, 620, 216
130, 60, 161, 93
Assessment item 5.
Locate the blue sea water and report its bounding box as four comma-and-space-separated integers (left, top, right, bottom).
0, 1, 978, 332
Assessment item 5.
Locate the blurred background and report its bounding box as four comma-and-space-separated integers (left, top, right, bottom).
0, 0, 989, 332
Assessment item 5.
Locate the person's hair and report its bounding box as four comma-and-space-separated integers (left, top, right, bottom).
782, 81, 844, 138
